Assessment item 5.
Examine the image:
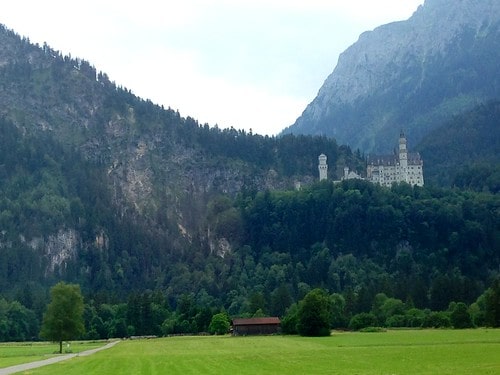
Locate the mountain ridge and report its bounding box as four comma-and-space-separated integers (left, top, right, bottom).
284, 0, 500, 153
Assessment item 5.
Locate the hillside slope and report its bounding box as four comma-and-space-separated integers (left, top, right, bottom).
284, 0, 500, 153
416, 100, 500, 190
0, 24, 362, 297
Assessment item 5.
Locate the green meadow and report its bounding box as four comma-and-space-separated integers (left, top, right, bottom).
0, 341, 104, 368
4, 329, 500, 375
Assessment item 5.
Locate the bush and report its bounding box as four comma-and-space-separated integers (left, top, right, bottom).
386, 314, 407, 328
422, 311, 452, 328
281, 304, 298, 335
450, 302, 473, 329
360, 327, 386, 333
405, 308, 426, 328
349, 313, 377, 331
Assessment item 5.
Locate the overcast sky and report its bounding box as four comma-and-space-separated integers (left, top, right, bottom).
1, 0, 424, 136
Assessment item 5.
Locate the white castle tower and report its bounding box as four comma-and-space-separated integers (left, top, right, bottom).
318, 154, 328, 181
399, 131, 408, 168
399, 131, 408, 182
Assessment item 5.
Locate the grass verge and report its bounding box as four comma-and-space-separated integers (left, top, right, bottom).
4, 329, 500, 374
0, 341, 107, 368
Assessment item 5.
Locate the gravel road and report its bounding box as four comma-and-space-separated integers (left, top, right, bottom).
0, 340, 120, 375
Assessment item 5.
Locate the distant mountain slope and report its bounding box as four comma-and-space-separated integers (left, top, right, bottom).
283, 0, 500, 153
416, 100, 500, 190
0, 24, 362, 296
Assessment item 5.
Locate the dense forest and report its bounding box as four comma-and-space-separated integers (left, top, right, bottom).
0, 177, 499, 339
417, 100, 500, 191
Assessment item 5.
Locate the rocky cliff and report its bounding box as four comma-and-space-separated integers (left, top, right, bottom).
284, 0, 500, 152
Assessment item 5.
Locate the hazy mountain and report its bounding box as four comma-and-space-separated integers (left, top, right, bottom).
283, 0, 500, 153
0, 24, 361, 297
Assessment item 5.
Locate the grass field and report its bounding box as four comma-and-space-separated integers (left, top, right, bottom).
3, 329, 500, 374
0, 341, 106, 368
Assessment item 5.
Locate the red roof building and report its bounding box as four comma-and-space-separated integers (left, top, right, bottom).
232, 317, 281, 335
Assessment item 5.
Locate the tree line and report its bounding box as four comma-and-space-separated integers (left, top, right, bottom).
2, 277, 498, 344
282, 279, 500, 336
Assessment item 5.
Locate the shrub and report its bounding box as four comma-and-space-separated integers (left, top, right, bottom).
386, 314, 407, 328
281, 304, 298, 335
360, 327, 386, 333
450, 302, 473, 329
405, 308, 426, 328
349, 313, 377, 331
422, 311, 452, 328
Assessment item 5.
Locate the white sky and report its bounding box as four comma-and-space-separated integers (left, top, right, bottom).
1, 0, 424, 136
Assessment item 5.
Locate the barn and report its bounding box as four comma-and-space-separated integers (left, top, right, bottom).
232, 317, 281, 335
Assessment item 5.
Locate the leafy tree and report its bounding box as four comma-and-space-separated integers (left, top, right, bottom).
281, 304, 299, 334
208, 313, 230, 335
385, 314, 407, 328
484, 278, 500, 327
405, 308, 427, 328
348, 313, 377, 331
40, 282, 85, 353
297, 288, 331, 337
252, 309, 266, 318
450, 302, 473, 328
194, 307, 213, 333
0, 299, 38, 342
421, 311, 452, 328
372, 295, 406, 326
330, 293, 347, 328
270, 284, 292, 317
248, 292, 266, 316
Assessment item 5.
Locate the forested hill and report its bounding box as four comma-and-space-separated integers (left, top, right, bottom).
416, 100, 500, 191
0, 23, 498, 339
0, 24, 363, 300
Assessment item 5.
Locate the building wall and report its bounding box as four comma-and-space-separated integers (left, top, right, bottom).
366, 134, 424, 187
233, 324, 280, 335
367, 164, 423, 187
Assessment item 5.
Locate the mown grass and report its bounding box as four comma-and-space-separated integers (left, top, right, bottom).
0, 341, 106, 368
7, 329, 500, 374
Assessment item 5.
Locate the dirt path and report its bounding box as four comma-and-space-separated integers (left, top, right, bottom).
0, 340, 120, 375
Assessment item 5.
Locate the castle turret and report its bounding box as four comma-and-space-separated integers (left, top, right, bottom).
318, 154, 328, 181
344, 166, 349, 180
399, 131, 408, 169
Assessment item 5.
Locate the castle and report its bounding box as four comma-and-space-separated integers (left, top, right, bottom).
319, 132, 424, 187
367, 132, 424, 187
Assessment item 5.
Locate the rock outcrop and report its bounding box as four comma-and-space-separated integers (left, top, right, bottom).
284, 0, 500, 152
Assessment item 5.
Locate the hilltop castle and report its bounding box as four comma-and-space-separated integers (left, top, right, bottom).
319, 132, 424, 187
367, 132, 424, 187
